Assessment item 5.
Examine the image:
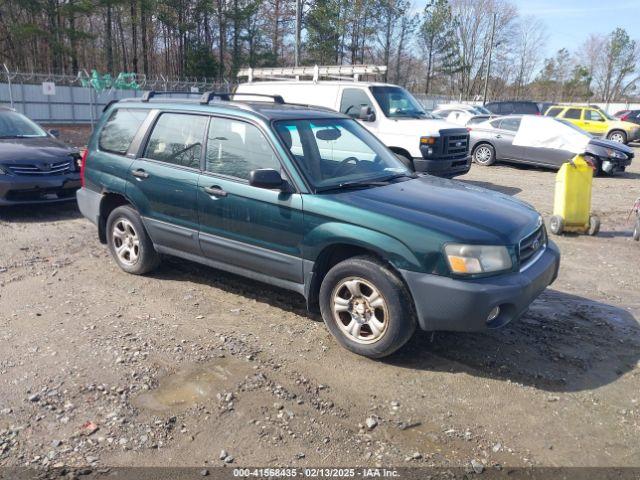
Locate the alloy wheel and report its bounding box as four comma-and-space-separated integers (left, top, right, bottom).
112, 218, 140, 266
331, 277, 389, 344
474, 146, 493, 164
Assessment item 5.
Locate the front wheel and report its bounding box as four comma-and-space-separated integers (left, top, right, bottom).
473, 144, 496, 166
319, 256, 416, 358
607, 130, 627, 144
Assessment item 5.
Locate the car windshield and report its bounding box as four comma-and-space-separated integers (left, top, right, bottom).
596, 108, 615, 121
369, 86, 431, 119
0, 110, 48, 138
274, 118, 412, 191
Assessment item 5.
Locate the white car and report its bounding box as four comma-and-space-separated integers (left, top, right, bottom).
235, 71, 471, 178
433, 104, 493, 126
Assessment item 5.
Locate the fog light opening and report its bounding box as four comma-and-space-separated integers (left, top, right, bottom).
486, 306, 501, 323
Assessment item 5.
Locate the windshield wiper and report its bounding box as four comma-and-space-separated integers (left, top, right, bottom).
316, 173, 416, 192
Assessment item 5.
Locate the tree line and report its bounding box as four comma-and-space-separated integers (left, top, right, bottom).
0, 0, 638, 102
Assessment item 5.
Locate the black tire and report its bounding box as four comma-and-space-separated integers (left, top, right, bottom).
472, 143, 496, 166
319, 256, 417, 358
549, 215, 564, 235
588, 215, 600, 236
106, 205, 160, 275
633, 220, 640, 241
606, 130, 627, 144
395, 153, 415, 172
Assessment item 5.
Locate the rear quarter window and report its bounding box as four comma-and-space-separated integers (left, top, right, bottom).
99, 109, 149, 154
546, 107, 563, 117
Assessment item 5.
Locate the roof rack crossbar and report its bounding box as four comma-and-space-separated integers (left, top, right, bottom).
198, 91, 286, 105
140, 90, 202, 102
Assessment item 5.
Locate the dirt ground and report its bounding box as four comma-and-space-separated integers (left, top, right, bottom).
1, 127, 639, 476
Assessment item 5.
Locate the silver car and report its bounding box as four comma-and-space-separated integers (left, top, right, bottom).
469, 115, 634, 175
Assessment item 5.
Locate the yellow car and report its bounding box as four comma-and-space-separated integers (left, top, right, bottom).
544, 105, 640, 144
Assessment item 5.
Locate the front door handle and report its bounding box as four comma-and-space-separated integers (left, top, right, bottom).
131, 169, 150, 179
495, 134, 502, 139
203, 185, 228, 197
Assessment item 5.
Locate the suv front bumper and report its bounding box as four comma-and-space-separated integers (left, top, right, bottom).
0, 172, 81, 205
400, 241, 560, 331
413, 155, 471, 178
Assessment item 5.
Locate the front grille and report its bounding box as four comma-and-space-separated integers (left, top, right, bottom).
443, 134, 469, 156
7, 160, 73, 176
519, 225, 547, 268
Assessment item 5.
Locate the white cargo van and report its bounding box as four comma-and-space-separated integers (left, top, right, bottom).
235, 66, 471, 178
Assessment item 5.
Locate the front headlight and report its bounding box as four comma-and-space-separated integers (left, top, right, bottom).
445, 244, 512, 275
0, 165, 7, 175
606, 149, 627, 160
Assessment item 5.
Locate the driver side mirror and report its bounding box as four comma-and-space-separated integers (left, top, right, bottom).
358, 106, 376, 122
249, 168, 284, 190
48, 129, 60, 138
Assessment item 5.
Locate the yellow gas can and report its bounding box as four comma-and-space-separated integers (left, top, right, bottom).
549, 155, 599, 235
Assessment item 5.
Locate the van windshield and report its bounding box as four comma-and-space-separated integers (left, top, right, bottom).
274, 118, 413, 191
369, 86, 430, 119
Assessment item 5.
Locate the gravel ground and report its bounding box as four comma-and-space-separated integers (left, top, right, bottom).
0, 129, 639, 476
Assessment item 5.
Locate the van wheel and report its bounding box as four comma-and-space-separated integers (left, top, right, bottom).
607, 130, 626, 144
319, 256, 416, 358
473, 144, 496, 166
106, 205, 160, 275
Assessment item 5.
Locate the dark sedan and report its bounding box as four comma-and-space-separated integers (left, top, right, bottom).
469, 115, 634, 176
0, 107, 81, 205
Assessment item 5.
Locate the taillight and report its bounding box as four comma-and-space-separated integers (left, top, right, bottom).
80, 148, 88, 187
620, 113, 630, 121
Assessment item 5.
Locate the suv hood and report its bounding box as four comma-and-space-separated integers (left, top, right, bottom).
379, 117, 464, 137
324, 176, 541, 245
0, 137, 75, 164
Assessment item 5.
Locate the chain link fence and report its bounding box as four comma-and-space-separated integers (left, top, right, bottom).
0, 65, 231, 126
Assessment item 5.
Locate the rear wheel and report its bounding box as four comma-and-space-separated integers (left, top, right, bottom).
473, 144, 496, 166
106, 205, 160, 275
607, 130, 627, 144
633, 220, 640, 241
588, 215, 600, 236
319, 256, 416, 358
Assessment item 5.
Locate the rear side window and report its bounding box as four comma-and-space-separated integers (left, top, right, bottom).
99, 109, 149, 154
516, 103, 538, 114
564, 108, 582, 119
144, 113, 208, 169
205, 117, 281, 180
546, 107, 563, 117
499, 117, 521, 132
340, 88, 374, 118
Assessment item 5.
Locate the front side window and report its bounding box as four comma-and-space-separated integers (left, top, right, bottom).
369, 86, 431, 119
144, 113, 208, 169
0, 110, 47, 138
564, 108, 582, 120
99, 109, 149, 154
585, 110, 604, 121
205, 117, 281, 180
274, 118, 410, 190
339, 89, 374, 118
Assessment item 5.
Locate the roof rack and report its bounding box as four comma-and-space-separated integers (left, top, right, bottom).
237, 64, 387, 83
140, 90, 202, 102
199, 91, 285, 105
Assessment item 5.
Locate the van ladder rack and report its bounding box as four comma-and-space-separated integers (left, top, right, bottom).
237, 65, 387, 83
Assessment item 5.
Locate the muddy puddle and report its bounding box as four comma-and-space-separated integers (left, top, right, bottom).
132, 357, 251, 412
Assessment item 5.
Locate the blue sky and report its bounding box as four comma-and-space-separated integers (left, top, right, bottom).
414, 0, 640, 57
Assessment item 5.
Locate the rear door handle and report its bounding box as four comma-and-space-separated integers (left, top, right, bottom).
203, 185, 228, 197
131, 169, 150, 179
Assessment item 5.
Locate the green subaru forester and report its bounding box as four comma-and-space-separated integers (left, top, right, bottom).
77, 92, 560, 358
